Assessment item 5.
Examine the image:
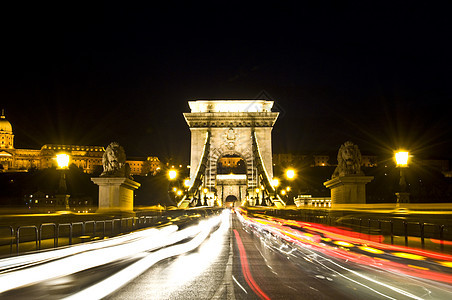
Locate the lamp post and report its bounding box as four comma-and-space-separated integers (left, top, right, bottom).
271, 178, 280, 191
167, 168, 178, 203
395, 151, 410, 205
271, 178, 280, 204
285, 168, 296, 204
254, 188, 260, 205
184, 178, 191, 189
203, 187, 208, 206
56, 153, 70, 211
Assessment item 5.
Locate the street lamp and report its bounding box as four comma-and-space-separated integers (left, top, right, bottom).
270, 178, 280, 204
56, 153, 70, 169
395, 150, 410, 205
395, 151, 409, 168
184, 178, 191, 188
284, 169, 296, 204
202, 187, 209, 206
167, 168, 178, 203
285, 169, 295, 180
168, 169, 177, 180
56, 153, 70, 211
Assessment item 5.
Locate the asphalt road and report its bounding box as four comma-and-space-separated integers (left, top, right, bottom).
2, 209, 452, 299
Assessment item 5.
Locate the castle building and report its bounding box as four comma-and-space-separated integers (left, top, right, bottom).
218, 156, 242, 168
0, 111, 161, 175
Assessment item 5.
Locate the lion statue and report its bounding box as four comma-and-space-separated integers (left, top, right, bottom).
332, 141, 364, 178
101, 142, 132, 178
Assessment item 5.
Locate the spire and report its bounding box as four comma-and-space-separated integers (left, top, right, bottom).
0, 109, 4, 119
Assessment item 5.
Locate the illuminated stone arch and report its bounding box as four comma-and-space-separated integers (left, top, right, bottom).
184, 100, 279, 206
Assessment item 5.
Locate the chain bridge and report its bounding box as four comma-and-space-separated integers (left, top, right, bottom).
178, 100, 285, 208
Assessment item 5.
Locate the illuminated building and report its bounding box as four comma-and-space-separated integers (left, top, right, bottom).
314, 155, 330, 166
218, 156, 242, 167
0, 111, 161, 175
128, 156, 162, 176
293, 195, 332, 207
0, 109, 13, 149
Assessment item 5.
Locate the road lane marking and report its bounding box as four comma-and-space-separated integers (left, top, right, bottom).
232, 275, 248, 294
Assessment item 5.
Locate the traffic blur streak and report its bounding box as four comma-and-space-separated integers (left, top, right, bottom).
236, 208, 452, 299
0, 211, 229, 298
106, 208, 232, 299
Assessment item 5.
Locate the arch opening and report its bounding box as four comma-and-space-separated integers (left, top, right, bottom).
225, 195, 238, 202
224, 195, 238, 208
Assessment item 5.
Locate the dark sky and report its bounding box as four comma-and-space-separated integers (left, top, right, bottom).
1, 2, 451, 163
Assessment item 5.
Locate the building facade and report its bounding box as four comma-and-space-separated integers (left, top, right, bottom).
0, 111, 161, 175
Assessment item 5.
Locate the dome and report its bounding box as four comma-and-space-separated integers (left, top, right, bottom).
0, 110, 13, 133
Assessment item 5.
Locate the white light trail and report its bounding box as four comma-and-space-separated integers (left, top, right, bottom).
0, 225, 179, 293
64, 211, 228, 299
0, 211, 228, 297
0, 225, 175, 271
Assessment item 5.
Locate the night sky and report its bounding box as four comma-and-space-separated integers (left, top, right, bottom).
2, 2, 451, 163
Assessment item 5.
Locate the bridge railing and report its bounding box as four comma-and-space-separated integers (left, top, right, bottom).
251, 208, 451, 253
0, 208, 223, 257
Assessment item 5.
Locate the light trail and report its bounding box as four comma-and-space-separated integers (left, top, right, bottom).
0, 226, 178, 293
64, 211, 228, 299
234, 229, 271, 300
235, 209, 452, 298
0, 211, 229, 297
237, 210, 452, 276
0, 225, 176, 271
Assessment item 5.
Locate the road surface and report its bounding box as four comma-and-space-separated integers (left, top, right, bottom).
1, 209, 452, 299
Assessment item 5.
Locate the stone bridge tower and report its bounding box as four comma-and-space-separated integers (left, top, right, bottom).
183, 100, 279, 206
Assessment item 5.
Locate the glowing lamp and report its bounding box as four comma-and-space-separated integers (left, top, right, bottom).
280, 190, 286, 196
271, 178, 280, 187
395, 151, 409, 167
184, 179, 191, 187
168, 169, 177, 180
255, 188, 260, 193
176, 190, 183, 196
56, 154, 70, 169
286, 169, 295, 180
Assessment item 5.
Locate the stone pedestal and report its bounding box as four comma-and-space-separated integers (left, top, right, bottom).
91, 177, 141, 213
324, 175, 373, 206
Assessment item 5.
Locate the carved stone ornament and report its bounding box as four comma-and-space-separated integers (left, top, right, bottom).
224, 128, 237, 150
101, 142, 132, 179
332, 141, 364, 178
